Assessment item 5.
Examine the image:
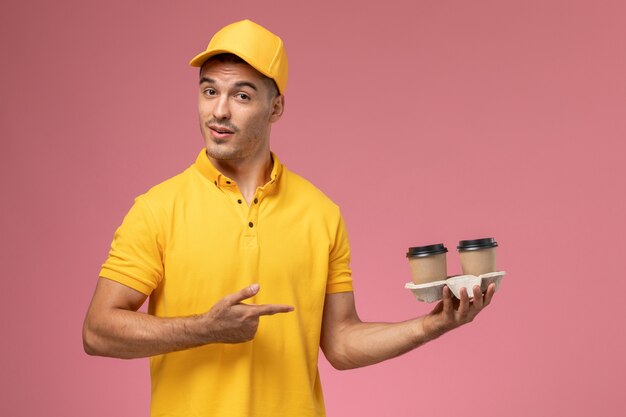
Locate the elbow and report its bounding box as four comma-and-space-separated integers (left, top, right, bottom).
329, 360, 358, 371
327, 356, 360, 371
322, 346, 361, 371
82, 322, 98, 356
83, 341, 97, 357
82, 318, 108, 357
82, 315, 138, 360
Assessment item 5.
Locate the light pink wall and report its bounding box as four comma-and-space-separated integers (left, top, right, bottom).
2, 0, 625, 416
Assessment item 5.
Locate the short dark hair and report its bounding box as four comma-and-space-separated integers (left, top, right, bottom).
200, 53, 279, 98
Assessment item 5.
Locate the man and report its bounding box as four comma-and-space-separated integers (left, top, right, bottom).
83, 19, 495, 417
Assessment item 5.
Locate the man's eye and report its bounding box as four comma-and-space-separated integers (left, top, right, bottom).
203, 88, 216, 96
236, 93, 250, 100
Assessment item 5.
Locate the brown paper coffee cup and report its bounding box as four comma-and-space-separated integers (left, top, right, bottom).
457, 238, 498, 276
406, 244, 448, 284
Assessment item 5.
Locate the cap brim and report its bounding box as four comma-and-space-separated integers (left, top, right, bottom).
189, 48, 276, 85
189, 49, 230, 67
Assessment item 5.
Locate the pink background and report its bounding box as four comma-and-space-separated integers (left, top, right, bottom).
2, 0, 625, 416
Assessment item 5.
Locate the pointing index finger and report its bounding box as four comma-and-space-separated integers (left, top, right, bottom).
252, 304, 295, 316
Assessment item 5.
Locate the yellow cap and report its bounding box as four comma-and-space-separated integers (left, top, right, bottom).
189, 19, 288, 94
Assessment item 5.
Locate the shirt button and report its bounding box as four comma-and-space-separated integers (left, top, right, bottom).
248, 222, 254, 228
226, 181, 231, 184
237, 199, 242, 204
253, 198, 258, 204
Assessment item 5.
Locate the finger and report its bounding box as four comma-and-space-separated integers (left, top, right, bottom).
252, 304, 295, 316
442, 286, 454, 314
472, 285, 483, 309
458, 287, 470, 315
483, 283, 496, 307
225, 283, 260, 305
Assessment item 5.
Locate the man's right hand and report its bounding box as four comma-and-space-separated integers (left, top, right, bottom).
201, 283, 295, 344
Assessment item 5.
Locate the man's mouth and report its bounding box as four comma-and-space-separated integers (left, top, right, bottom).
209, 125, 234, 134
207, 121, 238, 140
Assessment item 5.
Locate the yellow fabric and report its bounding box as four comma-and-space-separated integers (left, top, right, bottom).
100, 149, 353, 417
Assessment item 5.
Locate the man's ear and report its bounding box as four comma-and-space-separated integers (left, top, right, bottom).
269, 95, 285, 123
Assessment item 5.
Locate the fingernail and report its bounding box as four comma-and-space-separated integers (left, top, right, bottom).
250, 283, 260, 292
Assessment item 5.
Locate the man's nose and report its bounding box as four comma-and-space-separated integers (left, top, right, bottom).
213, 96, 231, 120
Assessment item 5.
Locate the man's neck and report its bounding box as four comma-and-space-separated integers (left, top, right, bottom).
209, 153, 273, 204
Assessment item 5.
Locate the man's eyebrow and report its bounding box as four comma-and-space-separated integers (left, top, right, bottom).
234, 81, 258, 91
198, 77, 258, 91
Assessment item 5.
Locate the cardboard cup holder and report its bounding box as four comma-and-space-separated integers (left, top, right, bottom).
404, 271, 506, 303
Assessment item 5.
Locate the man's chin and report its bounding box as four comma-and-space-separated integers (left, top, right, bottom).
204, 145, 241, 161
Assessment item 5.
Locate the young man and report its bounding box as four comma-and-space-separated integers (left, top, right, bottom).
83, 19, 495, 417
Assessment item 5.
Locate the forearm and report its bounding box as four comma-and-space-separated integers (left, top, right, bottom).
322, 285, 495, 370
325, 316, 438, 370
83, 308, 208, 359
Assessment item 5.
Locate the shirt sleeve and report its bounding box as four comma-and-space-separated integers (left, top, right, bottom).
99, 196, 164, 295
326, 213, 354, 294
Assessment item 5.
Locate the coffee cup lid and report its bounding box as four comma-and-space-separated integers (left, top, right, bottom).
457, 238, 498, 251
406, 243, 448, 258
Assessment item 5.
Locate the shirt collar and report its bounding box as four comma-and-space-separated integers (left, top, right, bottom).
193, 148, 283, 189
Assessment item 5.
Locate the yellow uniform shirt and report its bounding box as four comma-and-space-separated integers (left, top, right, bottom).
100, 149, 353, 417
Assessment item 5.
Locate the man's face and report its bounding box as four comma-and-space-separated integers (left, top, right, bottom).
198, 59, 284, 164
